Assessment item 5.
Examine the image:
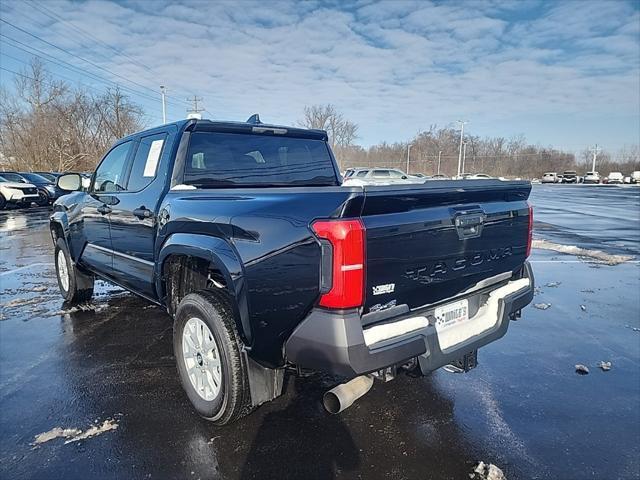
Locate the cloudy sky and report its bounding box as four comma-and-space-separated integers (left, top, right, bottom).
1, 0, 639, 151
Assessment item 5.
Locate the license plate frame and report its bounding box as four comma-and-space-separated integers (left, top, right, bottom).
434, 299, 469, 331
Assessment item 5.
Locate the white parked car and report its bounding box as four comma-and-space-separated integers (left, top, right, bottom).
583, 171, 601, 184
0, 175, 40, 210
463, 173, 492, 180
429, 174, 449, 180
342, 168, 424, 186
541, 172, 558, 183
631, 171, 640, 184
607, 172, 624, 184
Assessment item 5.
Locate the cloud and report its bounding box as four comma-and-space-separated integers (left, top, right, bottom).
0, 0, 638, 150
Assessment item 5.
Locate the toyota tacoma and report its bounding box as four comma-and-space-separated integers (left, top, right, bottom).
50, 116, 534, 424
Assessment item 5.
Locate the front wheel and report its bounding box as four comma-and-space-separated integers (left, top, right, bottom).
174, 290, 252, 425
36, 190, 50, 207
54, 238, 94, 303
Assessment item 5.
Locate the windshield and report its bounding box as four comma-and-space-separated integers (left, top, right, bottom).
20, 173, 51, 184
0, 173, 26, 183
36, 173, 56, 182
184, 132, 337, 188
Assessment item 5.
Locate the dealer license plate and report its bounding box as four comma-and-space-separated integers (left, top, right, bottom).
434, 299, 469, 330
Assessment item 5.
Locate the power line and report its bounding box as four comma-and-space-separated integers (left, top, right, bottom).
1, 34, 187, 110
1, 37, 164, 105
187, 95, 205, 118
19, 1, 193, 105
24, 0, 157, 77
0, 65, 125, 100
0, 18, 186, 107
187, 96, 205, 113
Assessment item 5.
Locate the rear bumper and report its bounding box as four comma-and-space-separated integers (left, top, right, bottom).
285, 262, 534, 377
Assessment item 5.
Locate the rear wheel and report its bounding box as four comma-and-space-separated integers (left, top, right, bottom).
54, 238, 94, 303
174, 290, 252, 425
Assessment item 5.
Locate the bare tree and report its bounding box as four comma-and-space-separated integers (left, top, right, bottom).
299, 104, 358, 149
0, 58, 146, 173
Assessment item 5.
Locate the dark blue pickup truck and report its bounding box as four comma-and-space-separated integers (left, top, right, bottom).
51, 117, 534, 424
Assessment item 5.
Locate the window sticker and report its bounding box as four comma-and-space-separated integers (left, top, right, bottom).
143, 139, 164, 177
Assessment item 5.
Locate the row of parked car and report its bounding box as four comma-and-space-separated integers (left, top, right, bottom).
0, 171, 90, 210
541, 170, 640, 185
341, 168, 496, 186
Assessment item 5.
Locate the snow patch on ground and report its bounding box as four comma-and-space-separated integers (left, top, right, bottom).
33, 427, 82, 444
532, 239, 634, 265
1, 297, 43, 309
471, 461, 507, 480
33, 419, 118, 446
53, 303, 108, 316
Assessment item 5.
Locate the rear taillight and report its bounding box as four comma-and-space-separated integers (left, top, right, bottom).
311, 219, 365, 309
526, 203, 533, 258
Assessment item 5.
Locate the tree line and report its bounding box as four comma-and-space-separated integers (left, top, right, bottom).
299, 106, 639, 178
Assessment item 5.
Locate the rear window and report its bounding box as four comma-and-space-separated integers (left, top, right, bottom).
184, 132, 337, 187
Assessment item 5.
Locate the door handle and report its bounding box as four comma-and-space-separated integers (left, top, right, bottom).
132, 207, 153, 219
97, 204, 112, 215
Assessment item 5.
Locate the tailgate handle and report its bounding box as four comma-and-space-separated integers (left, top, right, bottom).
454, 212, 485, 240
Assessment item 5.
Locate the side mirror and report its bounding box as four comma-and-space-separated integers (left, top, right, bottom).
57, 173, 82, 191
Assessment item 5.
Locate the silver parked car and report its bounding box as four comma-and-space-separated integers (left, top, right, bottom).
342, 168, 425, 186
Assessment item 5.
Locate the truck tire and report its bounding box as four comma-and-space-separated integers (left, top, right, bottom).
174, 290, 252, 425
54, 238, 94, 303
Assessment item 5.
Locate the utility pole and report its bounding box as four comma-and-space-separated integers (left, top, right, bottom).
590, 144, 601, 172
406, 144, 412, 174
160, 86, 167, 124
462, 142, 467, 174
437, 150, 442, 175
456, 120, 468, 178
187, 95, 205, 119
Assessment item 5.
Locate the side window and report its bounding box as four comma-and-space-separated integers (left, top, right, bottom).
372, 170, 390, 177
127, 133, 167, 191
389, 170, 404, 178
356, 170, 368, 178
93, 141, 133, 192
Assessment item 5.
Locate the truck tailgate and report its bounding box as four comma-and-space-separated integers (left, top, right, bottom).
361, 180, 531, 313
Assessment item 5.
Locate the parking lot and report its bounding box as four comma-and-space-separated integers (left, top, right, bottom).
0, 185, 639, 480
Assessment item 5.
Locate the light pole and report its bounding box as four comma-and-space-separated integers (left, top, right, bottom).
160, 86, 167, 124
456, 120, 467, 177
437, 150, 442, 175
590, 143, 600, 172
406, 144, 412, 174
462, 142, 467, 174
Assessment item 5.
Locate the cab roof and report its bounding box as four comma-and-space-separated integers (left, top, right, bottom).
122, 118, 328, 142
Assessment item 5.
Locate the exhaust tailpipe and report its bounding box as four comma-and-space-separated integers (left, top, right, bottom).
323, 375, 374, 414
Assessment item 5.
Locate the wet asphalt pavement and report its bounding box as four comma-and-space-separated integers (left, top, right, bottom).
1, 185, 639, 480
